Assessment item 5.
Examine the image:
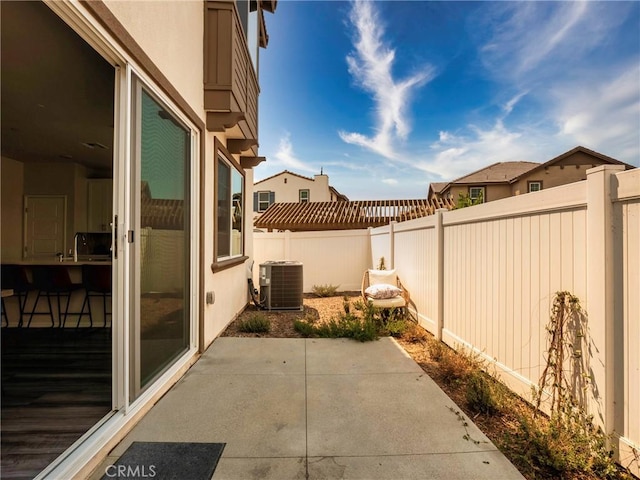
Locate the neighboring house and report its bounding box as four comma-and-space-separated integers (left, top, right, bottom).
253, 170, 348, 215
0, 1, 276, 478
429, 146, 635, 204
254, 198, 455, 231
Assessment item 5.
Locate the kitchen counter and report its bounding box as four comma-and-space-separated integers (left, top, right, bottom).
4, 259, 112, 266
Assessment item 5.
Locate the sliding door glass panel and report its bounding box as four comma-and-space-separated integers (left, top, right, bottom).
130, 78, 190, 400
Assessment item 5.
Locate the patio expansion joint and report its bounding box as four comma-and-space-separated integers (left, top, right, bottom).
304, 338, 310, 480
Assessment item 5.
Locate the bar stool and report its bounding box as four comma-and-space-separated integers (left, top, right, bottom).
1, 289, 13, 327
1, 265, 35, 327
28, 266, 83, 328
78, 264, 112, 328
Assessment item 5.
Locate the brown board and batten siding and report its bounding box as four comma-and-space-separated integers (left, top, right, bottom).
204, 1, 259, 153
255, 199, 455, 231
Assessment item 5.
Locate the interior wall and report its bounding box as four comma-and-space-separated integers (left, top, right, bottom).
1, 156, 25, 261
23, 162, 80, 255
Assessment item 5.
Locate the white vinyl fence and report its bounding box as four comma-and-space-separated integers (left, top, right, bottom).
253, 229, 370, 292
254, 165, 639, 473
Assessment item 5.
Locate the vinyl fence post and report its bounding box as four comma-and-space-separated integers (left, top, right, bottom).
389, 221, 396, 270
435, 209, 447, 341
586, 165, 624, 436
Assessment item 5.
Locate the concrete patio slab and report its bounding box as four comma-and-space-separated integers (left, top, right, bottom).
92, 337, 524, 480
307, 451, 523, 480
306, 372, 494, 456
111, 373, 307, 458
189, 337, 306, 376
213, 457, 306, 480
305, 337, 423, 375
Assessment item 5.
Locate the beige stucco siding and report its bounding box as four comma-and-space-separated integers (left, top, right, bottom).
256, 173, 332, 204
103, 0, 204, 118
443, 184, 512, 203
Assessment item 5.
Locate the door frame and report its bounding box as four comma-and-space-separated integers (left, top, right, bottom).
32, 3, 201, 479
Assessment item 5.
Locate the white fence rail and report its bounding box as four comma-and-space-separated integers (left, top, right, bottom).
254, 166, 639, 474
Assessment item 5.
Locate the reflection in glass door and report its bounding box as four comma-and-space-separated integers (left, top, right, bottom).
130, 77, 190, 400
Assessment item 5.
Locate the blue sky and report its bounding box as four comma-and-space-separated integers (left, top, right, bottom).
256, 1, 640, 200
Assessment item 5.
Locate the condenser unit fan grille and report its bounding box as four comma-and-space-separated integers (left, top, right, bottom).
259, 261, 303, 311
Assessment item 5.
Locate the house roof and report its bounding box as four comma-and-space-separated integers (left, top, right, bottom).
434, 146, 635, 195
525, 145, 635, 175
451, 161, 540, 185
329, 186, 350, 202
254, 198, 455, 231
428, 182, 448, 195
254, 170, 314, 185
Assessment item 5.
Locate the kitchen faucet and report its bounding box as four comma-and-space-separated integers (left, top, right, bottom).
73, 233, 87, 262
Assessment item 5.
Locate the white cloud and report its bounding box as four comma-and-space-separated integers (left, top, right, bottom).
420, 119, 553, 180
551, 64, 640, 162
339, 0, 434, 159
412, 0, 640, 181
479, 1, 621, 82
382, 178, 398, 186
272, 133, 317, 173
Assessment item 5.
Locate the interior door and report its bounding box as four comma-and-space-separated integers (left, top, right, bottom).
24, 195, 66, 259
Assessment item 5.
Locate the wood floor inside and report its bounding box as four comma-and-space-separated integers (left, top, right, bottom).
1, 327, 112, 480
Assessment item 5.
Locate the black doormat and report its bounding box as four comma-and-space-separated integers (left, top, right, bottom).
101, 442, 225, 480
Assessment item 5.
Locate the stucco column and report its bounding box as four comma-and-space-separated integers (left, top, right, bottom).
586, 164, 624, 434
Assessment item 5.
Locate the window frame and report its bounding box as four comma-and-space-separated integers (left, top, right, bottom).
212, 138, 247, 272
528, 181, 543, 193
469, 186, 485, 203
299, 189, 310, 203
257, 191, 272, 212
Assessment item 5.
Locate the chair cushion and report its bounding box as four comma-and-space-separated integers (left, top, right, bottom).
368, 296, 406, 309
365, 283, 402, 300
368, 269, 397, 286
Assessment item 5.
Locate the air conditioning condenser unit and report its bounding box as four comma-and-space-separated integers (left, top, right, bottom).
259, 261, 303, 311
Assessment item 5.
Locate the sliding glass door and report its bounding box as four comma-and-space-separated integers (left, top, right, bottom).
129, 76, 191, 400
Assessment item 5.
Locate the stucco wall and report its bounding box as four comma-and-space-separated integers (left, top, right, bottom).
103, 0, 204, 118
255, 173, 332, 205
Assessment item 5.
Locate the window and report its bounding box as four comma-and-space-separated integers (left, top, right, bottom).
256, 191, 274, 212
528, 181, 542, 193
299, 189, 309, 203
216, 146, 244, 260
469, 187, 485, 203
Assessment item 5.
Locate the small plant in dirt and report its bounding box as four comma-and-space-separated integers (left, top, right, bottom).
312, 284, 339, 297
400, 321, 428, 343
293, 318, 315, 336
465, 370, 501, 416
237, 313, 270, 333
434, 345, 476, 384
508, 291, 623, 479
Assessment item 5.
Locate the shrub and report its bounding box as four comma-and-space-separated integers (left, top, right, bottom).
510, 409, 618, 479
237, 313, 270, 333
400, 322, 428, 343
382, 318, 408, 337
466, 371, 500, 416
312, 284, 339, 297
293, 319, 315, 337
426, 336, 447, 361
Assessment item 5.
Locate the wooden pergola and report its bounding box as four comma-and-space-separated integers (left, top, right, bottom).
254, 198, 455, 232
